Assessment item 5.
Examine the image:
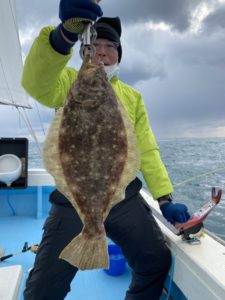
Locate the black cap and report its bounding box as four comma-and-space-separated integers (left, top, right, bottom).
94, 17, 122, 63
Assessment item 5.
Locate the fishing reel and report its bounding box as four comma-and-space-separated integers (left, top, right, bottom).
0, 242, 39, 262
177, 187, 222, 244
180, 222, 204, 245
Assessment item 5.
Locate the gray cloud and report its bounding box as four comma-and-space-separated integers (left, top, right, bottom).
119, 25, 167, 84
123, 17, 225, 138
203, 3, 225, 32
16, 0, 215, 32
161, 24, 225, 70
138, 56, 225, 138
101, 0, 210, 31
6, 0, 225, 139
16, 0, 58, 28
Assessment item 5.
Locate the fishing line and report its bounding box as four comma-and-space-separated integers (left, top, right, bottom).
33, 100, 46, 136
1, 62, 43, 157
173, 166, 225, 187
16, 108, 42, 156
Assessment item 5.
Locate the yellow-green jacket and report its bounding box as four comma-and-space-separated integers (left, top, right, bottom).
22, 26, 174, 199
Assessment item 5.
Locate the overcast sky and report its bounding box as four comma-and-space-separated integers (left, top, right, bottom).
1, 0, 225, 141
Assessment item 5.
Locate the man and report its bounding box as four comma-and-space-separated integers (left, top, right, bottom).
22, 1, 190, 299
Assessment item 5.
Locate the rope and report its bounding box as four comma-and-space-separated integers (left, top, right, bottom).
33, 100, 46, 136
9, 0, 24, 68
0, 57, 17, 107
16, 107, 42, 156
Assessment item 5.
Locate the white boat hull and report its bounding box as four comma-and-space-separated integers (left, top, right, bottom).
141, 189, 225, 300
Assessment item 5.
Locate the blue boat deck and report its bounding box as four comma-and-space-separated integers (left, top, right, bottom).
0, 216, 132, 300
0, 186, 185, 299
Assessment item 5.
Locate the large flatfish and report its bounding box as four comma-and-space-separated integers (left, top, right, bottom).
43, 59, 140, 270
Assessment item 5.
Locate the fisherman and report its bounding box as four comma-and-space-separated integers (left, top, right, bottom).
22, 0, 190, 299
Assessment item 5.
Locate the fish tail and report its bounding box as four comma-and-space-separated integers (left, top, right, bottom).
59, 232, 109, 270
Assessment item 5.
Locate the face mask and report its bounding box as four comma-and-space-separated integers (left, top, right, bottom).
104, 63, 120, 80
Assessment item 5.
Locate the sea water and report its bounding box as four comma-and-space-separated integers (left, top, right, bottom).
158, 137, 225, 241
29, 137, 225, 241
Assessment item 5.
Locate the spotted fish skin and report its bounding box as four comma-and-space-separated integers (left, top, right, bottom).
43, 61, 140, 270
59, 63, 127, 238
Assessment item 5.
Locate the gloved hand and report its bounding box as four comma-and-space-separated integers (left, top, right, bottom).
59, 0, 103, 41
160, 202, 190, 225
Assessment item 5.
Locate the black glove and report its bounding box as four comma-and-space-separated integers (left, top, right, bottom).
59, 0, 103, 41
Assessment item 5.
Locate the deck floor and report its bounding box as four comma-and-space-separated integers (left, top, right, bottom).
0, 216, 174, 300
0, 216, 132, 300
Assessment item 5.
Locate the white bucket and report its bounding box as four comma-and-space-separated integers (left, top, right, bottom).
0, 154, 22, 187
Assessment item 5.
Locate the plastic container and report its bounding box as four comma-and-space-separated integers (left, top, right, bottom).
0, 154, 22, 186
104, 244, 126, 276
0, 138, 28, 189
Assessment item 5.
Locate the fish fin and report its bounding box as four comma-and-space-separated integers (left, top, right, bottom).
107, 100, 141, 211
59, 232, 109, 270
42, 109, 84, 217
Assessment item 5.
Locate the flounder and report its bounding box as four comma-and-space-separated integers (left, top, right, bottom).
43, 59, 140, 270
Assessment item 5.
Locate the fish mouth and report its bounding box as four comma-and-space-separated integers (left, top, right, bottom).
96, 59, 108, 66
99, 62, 107, 66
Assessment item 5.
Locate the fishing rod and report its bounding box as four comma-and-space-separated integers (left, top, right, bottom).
173, 166, 225, 187
0, 242, 38, 262
151, 187, 222, 244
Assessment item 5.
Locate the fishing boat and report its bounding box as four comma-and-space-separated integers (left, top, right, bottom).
1, 1, 225, 299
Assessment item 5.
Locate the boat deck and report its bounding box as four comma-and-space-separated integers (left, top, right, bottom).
0, 174, 188, 300
0, 216, 135, 300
